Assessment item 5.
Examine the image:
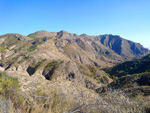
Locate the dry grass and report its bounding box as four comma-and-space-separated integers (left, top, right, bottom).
0, 71, 149, 113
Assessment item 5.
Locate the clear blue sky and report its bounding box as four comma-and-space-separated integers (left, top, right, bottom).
0, 0, 150, 48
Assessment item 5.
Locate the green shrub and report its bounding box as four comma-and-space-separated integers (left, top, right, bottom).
28, 35, 37, 39
85, 73, 92, 77
129, 67, 133, 70
145, 69, 150, 72
112, 76, 118, 80
60, 60, 64, 63
135, 74, 139, 77
27, 44, 37, 52
107, 73, 111, 77
88, 65, 96, 76
46, 60, 58, 68
0, 72, 29, 112
0, 72, 19, 98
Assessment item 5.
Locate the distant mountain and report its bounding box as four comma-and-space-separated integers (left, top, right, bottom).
93, 34, 149, 58
28, 30, 150, 60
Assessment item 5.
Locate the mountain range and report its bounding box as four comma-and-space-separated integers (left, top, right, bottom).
0, 30, 149, 87
0, 30, 150, 113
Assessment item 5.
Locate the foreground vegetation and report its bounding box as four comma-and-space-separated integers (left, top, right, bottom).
0, 71, 149, 113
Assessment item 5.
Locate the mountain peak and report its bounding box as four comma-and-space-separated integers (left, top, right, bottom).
58, 30, 69, 34
80, 33, 88, 36
28, 30, 57, 38
35, 30, 50, 33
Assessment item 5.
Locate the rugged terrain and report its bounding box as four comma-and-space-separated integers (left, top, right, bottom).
0, 30, 149, 83
97, 54, 150, 96
0, 30, 150, 113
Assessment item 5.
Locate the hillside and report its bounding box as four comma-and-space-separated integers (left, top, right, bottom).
0, 30, 150, 113
97, 54, 150, 98
109, 54, 150, 77
0, 30, 149, 90
0, 31, 149, 86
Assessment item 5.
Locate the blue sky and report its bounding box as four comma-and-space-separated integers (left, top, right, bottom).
0, 0, 150, 48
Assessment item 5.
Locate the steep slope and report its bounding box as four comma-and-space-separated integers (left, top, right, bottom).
0, 32, 113, 90
93, 34, 149, 59
97, 54, 150, 97
29, 30, 149, 60
110, 54, 150, 77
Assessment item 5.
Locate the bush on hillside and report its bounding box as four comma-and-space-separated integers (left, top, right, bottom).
0, 71, 19, 99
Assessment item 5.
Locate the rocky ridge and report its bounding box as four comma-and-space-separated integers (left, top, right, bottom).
0, 30, 149, 91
